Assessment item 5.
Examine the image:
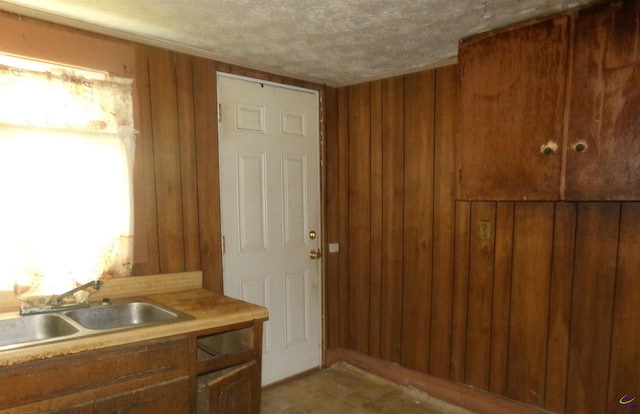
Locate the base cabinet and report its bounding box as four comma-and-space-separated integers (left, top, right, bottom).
194, 321, 263, 414
197, 362, 259, 414
0, 318, 264, 413
0, 337, 191, 413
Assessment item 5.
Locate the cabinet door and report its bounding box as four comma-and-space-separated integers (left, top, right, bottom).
458, 16, 569, 200
565, 0, 640, 200
198, 361, 260, 414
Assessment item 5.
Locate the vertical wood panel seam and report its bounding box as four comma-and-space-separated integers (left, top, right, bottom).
342, 87, 349, 348
463, 202, 472, 385
346, 86, 353, 350
542, 203, 556, 406
175, 53, 191, 272
563, 201, 582, 413
171, 51, 186, 273
502, 202, 516, 395
487, 202, 497, 389
190, 59, 204, 272
562, 202, 578, 414
606, 202, 624, 408
369, 80, 382, 357
494, 202, 514, 395
366, 82, 372, 356
144, 49, 162, 270
428, 70, 438, 375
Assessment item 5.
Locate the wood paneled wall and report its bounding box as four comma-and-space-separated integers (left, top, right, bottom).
130, 46, 325, 293
0, 11, 327, 294
0, 11, 226, 292
130, 46, 222, 291
2, 11, 326, 294
324, 64, 640, 413
6, 10, 640, 413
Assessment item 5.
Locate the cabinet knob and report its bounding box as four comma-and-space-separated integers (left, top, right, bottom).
572, 140, 588, 153
540, 140, 558, 155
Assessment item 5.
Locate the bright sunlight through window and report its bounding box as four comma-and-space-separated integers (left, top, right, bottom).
0, 53, 136, 309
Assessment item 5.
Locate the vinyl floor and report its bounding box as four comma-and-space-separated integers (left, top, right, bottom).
261, 362, 476, 413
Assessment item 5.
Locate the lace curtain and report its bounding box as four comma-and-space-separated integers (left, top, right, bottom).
0, 55, 136, 308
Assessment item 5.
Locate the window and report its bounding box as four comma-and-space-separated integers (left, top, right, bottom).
0, 53, 136, 309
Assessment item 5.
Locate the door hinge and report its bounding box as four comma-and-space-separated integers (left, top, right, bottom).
218, 103, 222, 122
222, 235, 225, 253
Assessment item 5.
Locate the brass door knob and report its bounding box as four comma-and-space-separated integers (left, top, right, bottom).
309, 249, 322, 260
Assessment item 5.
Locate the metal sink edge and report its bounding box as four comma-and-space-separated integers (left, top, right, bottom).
0, 300, 194, 352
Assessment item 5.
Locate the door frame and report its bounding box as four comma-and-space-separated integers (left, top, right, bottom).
215, 71, 327, 369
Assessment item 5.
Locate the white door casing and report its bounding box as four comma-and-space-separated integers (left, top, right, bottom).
217, 74, 321, 385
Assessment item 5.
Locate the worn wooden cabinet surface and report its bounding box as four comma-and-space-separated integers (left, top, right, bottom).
93, 375, 190, 414
0, 337, 191, 413
197, 362, 259, 414
195, 321, 263, 414
0, 319, 265, 413
565, 0, 640, 200
458, 0, 640, 201
458, 15, 569, 201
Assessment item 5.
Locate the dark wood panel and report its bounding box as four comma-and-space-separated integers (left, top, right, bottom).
489, 202, 513, 394
175, 53, 201, 272
147, 48, 186, 274
465, 202, 496, 389
429, 65, 458, 378
347, 83, 372, 354
368, 80, 383, 358
450, 201, 471, 383
336, 87, 351, 348
566, 203, 620, 413
608, 202, 640, 410
506, 203, 554, 406
544, 202, 577, 412
565, 0, 640, 200
192, 58, 223, 292
379, 76, 405, 363
132, 45, 160, 276
324, 85, 342, 350
401, 71, 436, 373
13, 12, 640, 413
457, 16, 569, 200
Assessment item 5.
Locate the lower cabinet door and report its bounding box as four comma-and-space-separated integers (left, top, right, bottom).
197, 361, 260, 414
94, 375, 190, 414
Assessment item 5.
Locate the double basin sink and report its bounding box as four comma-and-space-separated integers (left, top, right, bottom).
0, 300, 194, 351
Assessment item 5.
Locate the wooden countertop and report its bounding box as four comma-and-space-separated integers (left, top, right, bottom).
0, 272, 268, 368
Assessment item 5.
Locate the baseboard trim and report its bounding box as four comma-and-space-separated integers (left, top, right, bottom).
325, 348, 551, 414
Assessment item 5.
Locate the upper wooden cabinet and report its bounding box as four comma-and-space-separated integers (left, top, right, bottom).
457, 0, 640, 201
566, 0, 640, 200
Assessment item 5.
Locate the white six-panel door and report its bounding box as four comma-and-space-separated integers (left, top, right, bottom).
217, 74, 321, 385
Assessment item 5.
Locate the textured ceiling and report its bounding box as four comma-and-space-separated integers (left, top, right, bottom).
0, 0, 596, 86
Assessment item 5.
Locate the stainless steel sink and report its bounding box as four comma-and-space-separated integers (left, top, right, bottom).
0, 314, 79, 350
65, 301, 191, 330
0, 301, 193, 351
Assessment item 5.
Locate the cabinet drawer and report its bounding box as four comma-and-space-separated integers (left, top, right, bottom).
195, 325, 258, 373
94, 374, 190, 414
0, 337, 189, 410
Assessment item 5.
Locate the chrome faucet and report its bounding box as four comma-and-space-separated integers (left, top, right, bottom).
51, 280, 102, 307
19, 280, 102, 315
